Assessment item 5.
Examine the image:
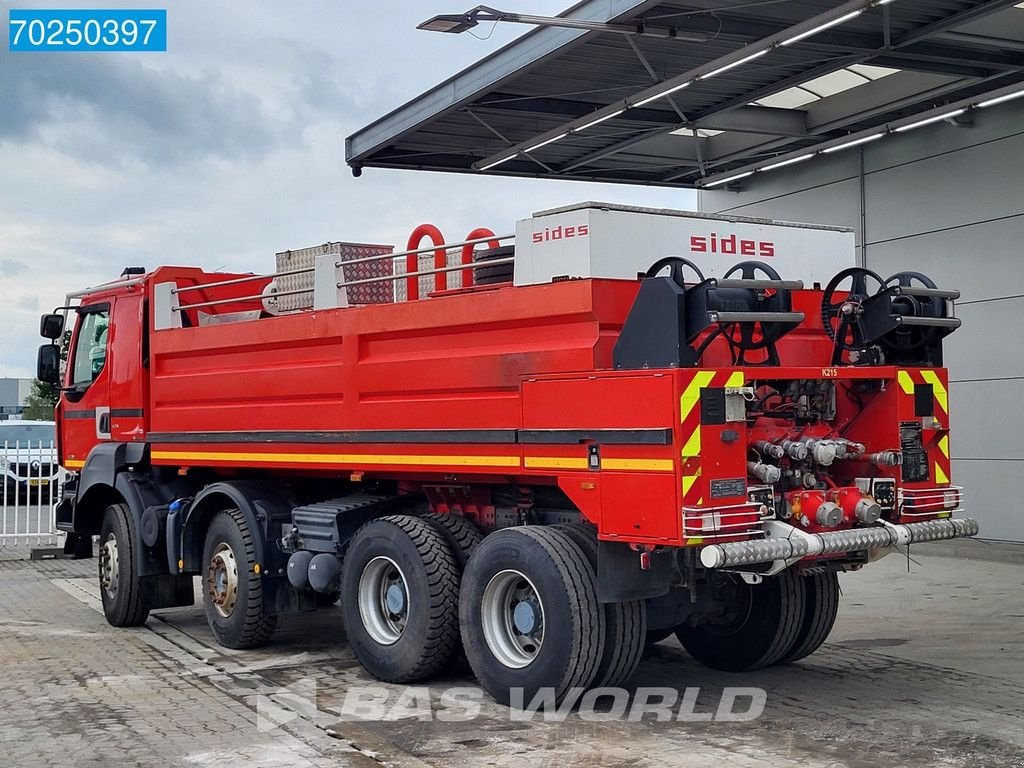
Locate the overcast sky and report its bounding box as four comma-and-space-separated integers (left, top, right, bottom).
0, 1, 694, 378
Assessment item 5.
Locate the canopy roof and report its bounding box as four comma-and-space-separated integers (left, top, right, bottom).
347, 0, 1024, 188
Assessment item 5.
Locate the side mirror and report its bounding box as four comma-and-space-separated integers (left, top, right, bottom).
40, 313, 65, 340
37, 344, 61, 385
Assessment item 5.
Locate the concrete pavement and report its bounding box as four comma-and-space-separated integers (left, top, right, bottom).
0, 551, 1021, 767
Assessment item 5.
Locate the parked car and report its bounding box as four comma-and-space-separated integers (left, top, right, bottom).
0, 420, 59, 502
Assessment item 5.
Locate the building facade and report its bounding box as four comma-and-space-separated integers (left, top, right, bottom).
701, 98, 1024, 543
0, 378, 33, 419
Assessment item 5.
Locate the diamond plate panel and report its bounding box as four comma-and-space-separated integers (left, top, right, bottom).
274, 242, 394, 311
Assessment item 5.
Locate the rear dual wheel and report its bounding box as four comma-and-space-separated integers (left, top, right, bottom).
676, 570, 805, 672
554, 523, 646, 687
676, 569, 839, 671
781, 571, 840, 664
459, 526, 605, 707
341, 515, 461, 683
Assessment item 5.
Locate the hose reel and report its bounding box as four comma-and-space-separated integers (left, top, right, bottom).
684, 260, 805, 366
821, 267, 960, 366
614, 257, 804, 369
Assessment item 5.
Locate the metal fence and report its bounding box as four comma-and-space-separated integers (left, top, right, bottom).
1, 440, 64, 547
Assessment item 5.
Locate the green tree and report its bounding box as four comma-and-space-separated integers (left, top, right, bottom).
21, 379, 58, 420
21, 328, 71, 421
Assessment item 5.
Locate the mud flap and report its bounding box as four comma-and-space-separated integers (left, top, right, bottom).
141, 573, 195, 609
597, 540, 674, 602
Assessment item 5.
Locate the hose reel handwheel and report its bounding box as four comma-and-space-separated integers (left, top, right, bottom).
883, 271, 942, 351
820, 267, 886, 352
644, 256, 706, 287
720, 260, 789, 352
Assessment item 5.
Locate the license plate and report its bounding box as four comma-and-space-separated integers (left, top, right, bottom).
28, 479, 46, 487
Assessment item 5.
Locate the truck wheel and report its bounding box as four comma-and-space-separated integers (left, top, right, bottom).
202, 509, 277, 649
341, 515, 460, 683
420, 512, 483, 568
779, 571, 840, 664
555, 523, 646, 687
459, 526, 605, 707
98, 503, 149, 627
675, 570, 805, 672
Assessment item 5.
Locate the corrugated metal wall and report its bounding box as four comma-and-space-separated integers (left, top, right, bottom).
701, 99, 1024, 543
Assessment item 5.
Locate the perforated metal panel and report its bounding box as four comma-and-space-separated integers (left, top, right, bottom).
274, 242, 394, 311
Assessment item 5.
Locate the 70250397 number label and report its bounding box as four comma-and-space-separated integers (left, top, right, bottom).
9, 9, 167, 52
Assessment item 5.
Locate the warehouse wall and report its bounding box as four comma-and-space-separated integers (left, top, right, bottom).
700, 99, 1024, 543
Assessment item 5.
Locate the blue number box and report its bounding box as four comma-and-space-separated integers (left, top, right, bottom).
9, 9, 167, 52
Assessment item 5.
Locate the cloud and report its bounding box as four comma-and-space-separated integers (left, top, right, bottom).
0, 259, 28, 277
14, 295, 39, 312
0, 57, 265, 164
0, 1, 695, 380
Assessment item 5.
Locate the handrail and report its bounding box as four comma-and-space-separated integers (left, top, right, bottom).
170, 233, 516, 314
340, 257, 515, 289
171, 233, 515, 301
407, 224, 447, 301
343, 233, 513, 268
65, 277, 145, 300
173, 286, 310, 312
461, 228, 501, 290
174, 266, 316, 295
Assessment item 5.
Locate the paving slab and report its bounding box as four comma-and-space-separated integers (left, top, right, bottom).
0, 552, 1021, 767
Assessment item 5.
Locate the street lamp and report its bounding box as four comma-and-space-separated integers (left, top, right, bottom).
418, 5, 714, 42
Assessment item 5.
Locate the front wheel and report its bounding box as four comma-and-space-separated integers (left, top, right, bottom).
459, 526, 605, 707
99, 503, 149, 627
202, 509, 277, 649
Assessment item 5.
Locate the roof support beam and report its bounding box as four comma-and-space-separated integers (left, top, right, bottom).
694, 105, 809, 137
895, 0, 1023, 47
472, 0, 884, 171
561, 54, 861, 173
465, 109, 557, 173
937, 31, 1024, 53
689, 78, 1024, 187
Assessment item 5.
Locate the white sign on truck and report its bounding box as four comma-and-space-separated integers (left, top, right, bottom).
513, 202, 856, 287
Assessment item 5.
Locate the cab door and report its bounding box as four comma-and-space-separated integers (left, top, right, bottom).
60, 302, 113, 469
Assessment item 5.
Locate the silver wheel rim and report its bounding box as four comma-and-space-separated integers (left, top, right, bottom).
358, 556, 409, 645
207, 542, 240, 619
481, 569, 545, 669
99, 534, 119, 600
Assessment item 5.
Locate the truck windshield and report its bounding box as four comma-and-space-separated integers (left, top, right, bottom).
0, 423, 56, 444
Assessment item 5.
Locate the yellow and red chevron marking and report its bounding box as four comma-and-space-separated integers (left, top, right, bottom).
679, 370, 745, 506
897, 368, 951, 485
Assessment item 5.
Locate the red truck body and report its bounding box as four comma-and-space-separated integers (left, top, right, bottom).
42, 210, 975, 705
58, 265, 953, 546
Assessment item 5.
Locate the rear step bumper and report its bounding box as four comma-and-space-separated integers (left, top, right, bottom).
700, 517, 980, 569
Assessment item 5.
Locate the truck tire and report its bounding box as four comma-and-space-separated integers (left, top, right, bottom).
341, 515, 460, 683
202, 509, 277, 649
459, 526, 605, 707
675, 570, 805, 672
420, 512, 483, 569
98, 503, 149, 627
555, 523, 646, 687
779, 571, 840, 664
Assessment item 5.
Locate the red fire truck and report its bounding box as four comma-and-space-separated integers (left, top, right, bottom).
38, 203, 977, 706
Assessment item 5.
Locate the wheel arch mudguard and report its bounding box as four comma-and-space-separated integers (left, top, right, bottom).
70, 442, 148, 537
179, 480, 293, 575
